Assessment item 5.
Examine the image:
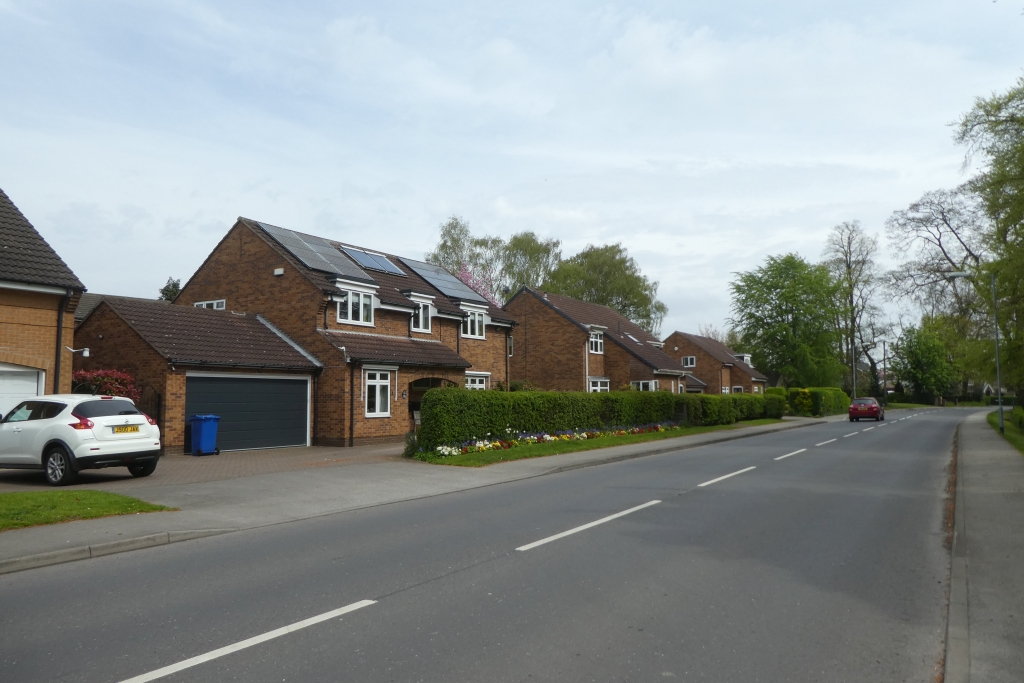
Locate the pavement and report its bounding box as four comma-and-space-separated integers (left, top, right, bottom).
0, 414, 839, 570
945, 410, 1024, 683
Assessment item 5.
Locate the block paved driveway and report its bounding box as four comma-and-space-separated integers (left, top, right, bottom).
0, 443, 405, 492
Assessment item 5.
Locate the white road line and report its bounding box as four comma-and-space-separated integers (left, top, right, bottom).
118, 599, 376, 683
843, 432, 858, 438
816, 439, 837, 446
698, 466, 757, 488
862, 427, 874, 431
516, 500, 661, 552
878, 423, 887, 427
775, 448, 806, 461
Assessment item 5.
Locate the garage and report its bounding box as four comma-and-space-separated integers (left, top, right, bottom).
0, 364, 44, 417
185, 374, 310, 451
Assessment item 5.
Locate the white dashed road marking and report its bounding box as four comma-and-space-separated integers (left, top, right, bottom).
843, 432, 857, 438
516, 500, 662, 552
775, 449, 807, 461
816, 439, 837, 446
698, 466, 757, 488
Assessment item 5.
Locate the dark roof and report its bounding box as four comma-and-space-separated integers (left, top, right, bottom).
684, 374, 707, 388
670, 332, 768, 381
513, 288, 687, 375
0, 187, 85, 291
74, 293, 168, 323
320, 329, 471, 368
236, 218, 515, 326
90, 296, 318, 369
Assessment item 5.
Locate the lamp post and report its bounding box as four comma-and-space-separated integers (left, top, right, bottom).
882, 339, 887, 407
949, 271, 1003, 434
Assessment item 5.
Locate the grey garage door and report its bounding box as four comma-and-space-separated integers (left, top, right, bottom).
185, 376, 308, 451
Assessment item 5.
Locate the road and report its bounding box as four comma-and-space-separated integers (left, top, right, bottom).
0, 409, 964, 682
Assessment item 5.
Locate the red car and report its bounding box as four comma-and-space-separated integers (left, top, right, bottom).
849, 397, 884, 421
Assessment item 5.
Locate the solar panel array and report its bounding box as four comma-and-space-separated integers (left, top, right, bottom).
341, 247, 406, 276
399, 257, 489, 304
257, 222, 372, 282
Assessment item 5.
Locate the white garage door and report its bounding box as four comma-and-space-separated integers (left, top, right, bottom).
0, 366, 43, 417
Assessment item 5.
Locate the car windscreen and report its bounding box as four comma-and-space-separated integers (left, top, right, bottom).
74, 399, 141, 418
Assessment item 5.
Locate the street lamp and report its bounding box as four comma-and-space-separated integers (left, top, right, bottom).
949, 271, 1004, 434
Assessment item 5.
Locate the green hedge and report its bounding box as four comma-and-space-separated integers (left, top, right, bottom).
765, 387, 787, 397
418, 389, 784, 450
1011, 406, 1024, 429
786, 387, 850, 416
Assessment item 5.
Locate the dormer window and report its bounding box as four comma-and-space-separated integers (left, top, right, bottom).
589, 332, 604, 354
462, 311, 486, 339
337, 290, 373, 326
194, 299, 225, 310
411, 301, 431, 332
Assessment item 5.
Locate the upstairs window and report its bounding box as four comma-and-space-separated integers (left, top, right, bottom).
682, 356, 696, 368
194, 300, 225, 310
337, 291, 373, 326
589, 379, 610, 393
589, 332, 604, 354
411, 302, 431, 332
365, 371, 390, 417
631, 380, 659, 392
462, 311, 486, 339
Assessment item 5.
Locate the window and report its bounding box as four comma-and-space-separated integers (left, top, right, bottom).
337, 291, 374, 325
589, 332, 604, 354
365, 371, 390, 416
411, 302, 431, 332
462, 311, 486, 338
465, 376, 487, 390
721, 386, 730, 394
75, 399, 140, 417
631, 380, 659, 391
753, 385, 763, 394
682, 356, 696, 368
194, 300, 225, 310
732, 386, 744, 394
507, 335, 514, 357
589, 379, 610, 393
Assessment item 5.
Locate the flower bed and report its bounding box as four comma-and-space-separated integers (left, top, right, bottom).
420, 423, 679, 460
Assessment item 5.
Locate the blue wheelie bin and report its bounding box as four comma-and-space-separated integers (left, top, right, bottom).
189, 414, 221, 455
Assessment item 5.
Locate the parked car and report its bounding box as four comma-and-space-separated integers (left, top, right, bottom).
849, 397, 884, 422
0, 395, 161, 486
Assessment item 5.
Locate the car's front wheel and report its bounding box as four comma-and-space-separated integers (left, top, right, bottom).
127, 461, 157, 478
44, 447, 77, 486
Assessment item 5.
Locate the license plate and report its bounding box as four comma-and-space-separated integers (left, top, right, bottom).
113, 425, 140, 434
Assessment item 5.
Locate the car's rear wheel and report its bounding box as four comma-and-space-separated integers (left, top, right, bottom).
127, 461, 157, 478
44, 447, 77, 486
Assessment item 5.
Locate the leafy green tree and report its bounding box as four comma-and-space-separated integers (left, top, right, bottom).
542, 244, 668, 334
728, 254, 844, 388
501, 231, 561, 294
890, 324, 956, 402
158, 277, 181, 301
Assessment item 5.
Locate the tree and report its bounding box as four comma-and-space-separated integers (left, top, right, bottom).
542, 244, 668, 334
822, 221, 885, 397
728, 253, 844, 388
500, 231, 561, 294
158, 277, 181, 301
890, 324, 955, 402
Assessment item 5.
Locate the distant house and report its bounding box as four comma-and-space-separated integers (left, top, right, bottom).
662, 332, 768, 395
0, 188, 85, 415
505, 288, 692, 393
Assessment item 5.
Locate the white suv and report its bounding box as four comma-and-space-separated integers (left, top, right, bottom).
0, 395, 161, 486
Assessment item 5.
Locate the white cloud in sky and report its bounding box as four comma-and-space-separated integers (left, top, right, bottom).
0, 1, 1021, 335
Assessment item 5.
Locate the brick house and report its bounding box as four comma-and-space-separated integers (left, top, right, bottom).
505, 288, 691, 393
0, 187, 85, 415
75, 296, 319, 453
172, 218, 515, 446
662, 332, 768, 395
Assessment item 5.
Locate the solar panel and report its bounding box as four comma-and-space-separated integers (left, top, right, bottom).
341, 247, 406, 276
399, 257, 489, 304
257, 222, 372, 283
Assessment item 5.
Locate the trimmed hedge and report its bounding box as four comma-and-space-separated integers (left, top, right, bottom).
765, 387, 787, 397
418, 389, 785, 450
1011, 406, 1024, 429
786, 387, 850, 417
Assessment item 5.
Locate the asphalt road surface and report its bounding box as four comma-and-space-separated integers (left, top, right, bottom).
0, 409, 964, 683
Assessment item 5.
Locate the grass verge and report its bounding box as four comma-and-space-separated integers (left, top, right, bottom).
987, 409, 1024, 457
0, 491, 175, 532
418, 418, 785, 467
885, 402, 934, 409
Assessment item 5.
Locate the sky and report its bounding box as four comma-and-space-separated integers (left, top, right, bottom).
1, 1, 1022, 336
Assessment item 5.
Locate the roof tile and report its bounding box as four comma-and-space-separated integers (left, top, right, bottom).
0, 187, 85, 290
320, 329, 471, 368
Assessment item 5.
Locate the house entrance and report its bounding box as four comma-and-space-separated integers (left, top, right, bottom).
408, 377, 458, 426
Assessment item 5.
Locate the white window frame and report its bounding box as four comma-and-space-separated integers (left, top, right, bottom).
507, 335, 514, 357
364, 369, 391, 417
465, 372, 489, 390
682, 356, 696, 368
588, 378, 610, 393
461, 310, 486, 339
721, 386, 731, 394
631, 380, 659, 392
194, 299, 226, 310
589, 332, 604, 354
753, 385, 763, 394
410, 301, 431, 333
732, 386, 744, 394
336, 290, 374, 327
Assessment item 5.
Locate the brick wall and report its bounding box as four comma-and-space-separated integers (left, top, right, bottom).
663, 333, 762, 394
1, 289, 77, 393
506, 292, 587, 391
458, 325, 510, 387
